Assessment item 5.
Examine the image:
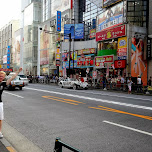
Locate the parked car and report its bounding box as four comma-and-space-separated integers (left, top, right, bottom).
58, 78, 88, 90
5, 76, 24, 90
18, 75, 29, 85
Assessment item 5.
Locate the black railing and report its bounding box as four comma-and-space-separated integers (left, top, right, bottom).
54, 137, 82, 152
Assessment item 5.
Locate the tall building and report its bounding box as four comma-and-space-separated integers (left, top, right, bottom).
0, 20, 20, 72
21, 0, 41, 75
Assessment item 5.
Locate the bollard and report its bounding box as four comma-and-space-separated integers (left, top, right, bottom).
54, 137, 62, 152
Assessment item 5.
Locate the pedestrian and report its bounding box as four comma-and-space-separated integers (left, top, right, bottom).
127, 77, 133, 94
121, 76, 125, 91
0, 68, 22, 138
137, 75, 142, 92
148, 76, 151, 86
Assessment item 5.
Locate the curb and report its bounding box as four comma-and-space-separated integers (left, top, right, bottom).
0, 138, 17, 152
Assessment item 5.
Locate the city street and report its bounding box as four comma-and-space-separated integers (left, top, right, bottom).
2, 84, 152, 152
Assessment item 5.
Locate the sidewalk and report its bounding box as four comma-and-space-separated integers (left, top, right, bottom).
0, 138, 16, 152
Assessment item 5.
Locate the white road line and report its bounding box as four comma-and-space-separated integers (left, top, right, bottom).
25, 87, 152, 111
4, 91, 24, 98
103, 120, 152, 136
54, 87, 152, 102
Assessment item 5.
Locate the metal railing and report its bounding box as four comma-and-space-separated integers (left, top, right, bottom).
54, 137, 82, 152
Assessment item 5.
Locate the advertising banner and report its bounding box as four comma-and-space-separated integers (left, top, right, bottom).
97, 2, 124, 32
131, 38, 147, 86
3, 55, 7, 64
77, 55, 94, 68
7, 46, 10, 68
64, 24, 84, 39
77, 48, 96, 55
40, 25, 50, 65
114, 60, 126, 68
147, 38, 151, 60
90, 29, 96, 38
12, 31, 21, 68
62, 52, 77, 69
103, 0, 122, 8
96, 24, 126, 41
95, 55, 114, 68
51, 0, 71, 17
56, 11, 61, 32
117, 37, 127, 58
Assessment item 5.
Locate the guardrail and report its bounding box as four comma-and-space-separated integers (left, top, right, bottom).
54, 137, 82, 152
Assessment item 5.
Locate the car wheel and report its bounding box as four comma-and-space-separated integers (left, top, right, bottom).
84, 87, 88, 90
19, 87, 22, 90
73, 84, 77, 90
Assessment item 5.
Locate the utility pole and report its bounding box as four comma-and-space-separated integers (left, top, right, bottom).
68, 33, 72, 76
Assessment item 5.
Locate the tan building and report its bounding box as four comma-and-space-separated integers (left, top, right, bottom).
0, 20, 20, 72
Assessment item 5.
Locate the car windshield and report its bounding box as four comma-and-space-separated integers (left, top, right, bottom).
10, 76, 20, 80
19, 75, 27, 78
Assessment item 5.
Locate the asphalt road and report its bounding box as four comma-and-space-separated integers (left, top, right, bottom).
2, 83, 152, 152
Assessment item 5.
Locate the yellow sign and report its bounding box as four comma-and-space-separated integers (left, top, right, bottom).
118, 37, 127, 49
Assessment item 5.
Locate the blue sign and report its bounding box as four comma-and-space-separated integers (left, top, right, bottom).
64, 24, 84, 39
56, 11, 61, 32
92, 19, 96, 29
118, 56, 127, 60
7, 46, 10, 68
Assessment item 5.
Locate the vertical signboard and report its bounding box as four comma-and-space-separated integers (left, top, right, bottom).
7, 46, 11, 68
147, 38, 151, 60
131, 38, 147, 86
57, 11, 61, 32
117, 37, 127, 60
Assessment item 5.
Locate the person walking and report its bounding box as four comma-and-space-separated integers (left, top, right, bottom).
127, 77, 133, 94
121, 76, 125, 91
0, 68, 22, 138
148, 77, 151, 86
137, 75, 142, 92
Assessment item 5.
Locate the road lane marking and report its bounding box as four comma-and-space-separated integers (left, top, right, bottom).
7, 147, 16, 152
25, 87, 152, 111
88, 106, 152, 120
103, 120, 152, 136
43, 96, 84, 104
55, 88, 152, 102
42, 96, 78, 105
4, 91, 24, 98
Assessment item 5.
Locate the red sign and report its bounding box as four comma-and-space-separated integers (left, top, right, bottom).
0, 68, 13, 72
96, 25, 126, 41
93, 71, 97, 78
117, 48, 127, 56
114, 60, 126, 68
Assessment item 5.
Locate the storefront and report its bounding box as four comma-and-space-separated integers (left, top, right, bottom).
76, 48, 95, 77
96, 24, 127, 78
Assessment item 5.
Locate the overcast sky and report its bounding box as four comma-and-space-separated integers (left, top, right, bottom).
0, 0, 21, 28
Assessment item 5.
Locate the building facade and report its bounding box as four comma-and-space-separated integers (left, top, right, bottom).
0, 20, 20, 73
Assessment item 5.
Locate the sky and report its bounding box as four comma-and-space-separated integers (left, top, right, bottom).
0, 0, 21, 28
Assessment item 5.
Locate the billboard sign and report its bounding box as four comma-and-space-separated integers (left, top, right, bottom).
3, 55, 7, 64
114, 60, 126, 68
56, 11, 61, 32
7, 46, 11, 68
64, 24, 84, 39
103, 0, 122, 8
97, 2, 124, 32
117, 37, 127, 58
95, 55, 114, 68
96, 24, 126, 41
90, 29, 96, 38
